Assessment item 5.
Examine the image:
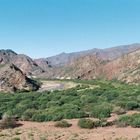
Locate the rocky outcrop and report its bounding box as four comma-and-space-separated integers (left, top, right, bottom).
0, 50, 45, 77
0, 49, 17, 64
0, 63, 40, 92
12, 54, 45, 76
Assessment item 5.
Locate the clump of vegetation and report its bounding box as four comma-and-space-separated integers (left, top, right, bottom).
125, 101, 139, 110
0, 113, 17, 129
116, 113, 140, 128
11, 138, 21, 140
78, 118, 110, 129
113, 106, 126, 115
91, 105, 112, 119
54, 120, 72, 128
78, 119, 94, 129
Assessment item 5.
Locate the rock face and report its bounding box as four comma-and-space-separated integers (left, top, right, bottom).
0, 50, 44, 77
12, 54, 44, 76
101, 48, 140, 84
0, 49, 17, 64
0, 63, 40, 92
55, 54, 102, 79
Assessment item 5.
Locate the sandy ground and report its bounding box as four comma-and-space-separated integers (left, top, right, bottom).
38, 80, 77, 92
0, 112, 140, 140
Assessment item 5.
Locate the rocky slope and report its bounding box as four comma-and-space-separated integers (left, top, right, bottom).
0, 49, 17, 64
0, 50, 45, 76
53, 54, 103, 79
12, 54, 44, 76
101, 48, 140, 84
0, 63, 40, 92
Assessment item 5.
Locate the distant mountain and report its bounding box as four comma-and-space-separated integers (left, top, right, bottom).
64, 47, 140, 84
45, 43, 140, 67
37, 43, 140, 80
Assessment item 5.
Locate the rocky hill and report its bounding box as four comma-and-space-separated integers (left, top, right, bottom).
0, 49, 17, 64
101, 48, 140, 84
12, 54, 44, 76
53, 54, 103, 79
0, 63, 40, 92
0, 50, 45, 77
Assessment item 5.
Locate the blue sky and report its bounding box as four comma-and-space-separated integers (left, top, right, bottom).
0, 0, 140, 58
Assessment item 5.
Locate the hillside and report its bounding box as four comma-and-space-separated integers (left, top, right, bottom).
101, 48, 140, 84
52, 54, 103, 79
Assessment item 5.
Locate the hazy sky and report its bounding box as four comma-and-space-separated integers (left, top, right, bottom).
0, 0, 140, 58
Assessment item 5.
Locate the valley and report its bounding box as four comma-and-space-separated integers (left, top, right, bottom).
0, 44, 140, 140
0, 79, 140, 140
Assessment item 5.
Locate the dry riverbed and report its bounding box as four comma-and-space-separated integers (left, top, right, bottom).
38, 80, 77, 92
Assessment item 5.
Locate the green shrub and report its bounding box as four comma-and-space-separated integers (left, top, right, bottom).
113, 106, 126, 115
125, 102, 139, 110
91, 105, 112, 119
52, 114, 63, 121
116, 113, 140, 128
78, 118, 110, 129
54, 120, 72, 128
78, 119, 94, 129
11, 138, 20, 140
21, 109, 37, 121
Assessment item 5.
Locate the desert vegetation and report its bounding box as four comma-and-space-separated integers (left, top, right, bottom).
0, 80, 139, 123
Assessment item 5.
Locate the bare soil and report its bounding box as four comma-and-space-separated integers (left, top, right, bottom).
38, 80, 77, 92
0, 112, 140, 140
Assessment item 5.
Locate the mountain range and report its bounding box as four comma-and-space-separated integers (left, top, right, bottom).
1, 43, 140, 92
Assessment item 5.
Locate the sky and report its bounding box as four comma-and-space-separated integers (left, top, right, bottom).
0, 0, 140, 58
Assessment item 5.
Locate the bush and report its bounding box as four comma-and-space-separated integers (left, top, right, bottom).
78, 118, 110, 129
116, 113, 140, 128
91, 105, 112, 119
0, 113, 17, 129
11, 138, 20, 140
125, 102, 139, 110
78, 119, 94, 129
21, 109, 37, 121
54, 120, 72, 128
113, 106, 126, 115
